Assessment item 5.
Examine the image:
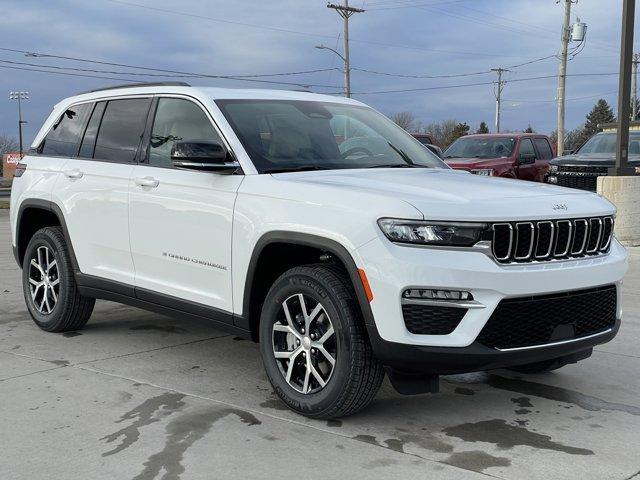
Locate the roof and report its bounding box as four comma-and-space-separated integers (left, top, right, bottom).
462, 133, 548, 138
58, 84, 363, 109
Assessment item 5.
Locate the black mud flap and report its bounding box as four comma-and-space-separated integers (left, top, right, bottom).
385, 367, 440, 395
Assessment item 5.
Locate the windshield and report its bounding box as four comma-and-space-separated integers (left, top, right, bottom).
216, 100, 447, 173
577, 132, 640, 154
444, 137, 516, 159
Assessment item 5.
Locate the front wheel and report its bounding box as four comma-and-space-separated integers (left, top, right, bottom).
259, 264, 384, 419
22, 226, 95, 332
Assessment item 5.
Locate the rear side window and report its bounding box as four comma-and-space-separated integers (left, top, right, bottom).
94, 98, 151, 162
533, 138, 553, 160
39, 103, 92, 157
78, 102, 106, 158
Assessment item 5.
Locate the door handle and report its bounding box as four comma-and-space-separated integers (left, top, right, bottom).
134, 176, 159, 188
64, 169, 84, 179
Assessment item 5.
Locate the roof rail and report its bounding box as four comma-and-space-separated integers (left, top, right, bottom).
78, 81, 191, 95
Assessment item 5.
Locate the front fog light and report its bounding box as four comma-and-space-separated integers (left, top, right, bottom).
548, 176, 558, 184
403, 289, 473, 301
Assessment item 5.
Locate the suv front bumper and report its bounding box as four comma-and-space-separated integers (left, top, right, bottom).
356, 236, 627, 372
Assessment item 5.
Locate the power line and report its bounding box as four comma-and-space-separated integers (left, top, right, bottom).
98, 0, 541, 58
0, 64, 141, 83
346, 72, 620, 95
0, 48, 342, 88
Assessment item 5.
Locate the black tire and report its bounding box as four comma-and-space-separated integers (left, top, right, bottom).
22, 226, 95, 332
259, 264, 384, 419
508, 359, 565, 374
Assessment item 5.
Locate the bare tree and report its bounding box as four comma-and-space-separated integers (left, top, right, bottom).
0, 134, 18, 155
390, 111, 416, 131
419, 119, 458, 147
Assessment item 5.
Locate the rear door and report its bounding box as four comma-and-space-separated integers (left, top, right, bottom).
128, 96, 242, 317
54, 97, 151, 286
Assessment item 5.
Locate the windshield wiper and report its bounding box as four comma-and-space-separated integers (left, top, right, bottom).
366, 163, 417, 168
387, 142, 416, 165
263, 165, 333, 174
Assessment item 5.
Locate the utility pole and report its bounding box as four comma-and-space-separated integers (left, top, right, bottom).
327, 1, 364, 98
556, 0, 576, 156
491, 68, 508, 133
632, 53, 640, 121
611, 0, 636, 176
8, 91, 29, 158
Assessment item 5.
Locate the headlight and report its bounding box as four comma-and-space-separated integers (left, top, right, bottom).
470, 169, 494, 176
548, 176, 558, 184
549, 165, 559, 172
378, 218, 488, 246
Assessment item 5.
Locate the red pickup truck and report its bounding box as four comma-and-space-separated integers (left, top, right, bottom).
442, 133, 555, 182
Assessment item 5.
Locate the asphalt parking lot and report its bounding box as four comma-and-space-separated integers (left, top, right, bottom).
1, 209, 639, 480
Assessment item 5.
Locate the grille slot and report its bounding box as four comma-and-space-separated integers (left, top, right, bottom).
571, 219, 588, 255
586, 218, 603, 253
402, 304, 466, 335
491, 216, 613, 264
554, 220, 572, 257
476, 285, 617, 350
555, 166, 608, 192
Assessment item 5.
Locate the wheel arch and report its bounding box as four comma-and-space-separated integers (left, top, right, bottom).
240, 231, 374, 342
15, 199, 79, 271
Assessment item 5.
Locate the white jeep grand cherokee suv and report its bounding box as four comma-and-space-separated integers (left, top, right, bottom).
11, 83, 627, 418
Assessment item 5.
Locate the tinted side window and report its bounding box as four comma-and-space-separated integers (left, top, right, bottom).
94, 98, 151, 162
533, 138, 553, 160
519, 138, 536, 158
149, 98, 222, 168
78, 102, 106, 158
40, 103, 92, 157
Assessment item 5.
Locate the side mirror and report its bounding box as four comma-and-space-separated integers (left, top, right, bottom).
519, 152, 536, 164
562, 149, 575, 155
170, 140, 239, 172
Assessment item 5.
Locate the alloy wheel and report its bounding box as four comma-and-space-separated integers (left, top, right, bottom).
28, 245, 60, 315
272, 293, 337, 394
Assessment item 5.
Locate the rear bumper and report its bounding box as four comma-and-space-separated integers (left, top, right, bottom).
366, 318, 620, 374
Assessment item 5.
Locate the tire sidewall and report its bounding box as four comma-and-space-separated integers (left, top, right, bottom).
22, 228, 72, 331
259, 269, 356, 416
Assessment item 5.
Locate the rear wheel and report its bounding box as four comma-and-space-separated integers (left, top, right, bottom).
259, 264, 384, 419
22, 226, 95, 332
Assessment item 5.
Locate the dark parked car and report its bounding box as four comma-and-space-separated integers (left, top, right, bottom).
547, 123, 640, 191
443, 133, 555, 181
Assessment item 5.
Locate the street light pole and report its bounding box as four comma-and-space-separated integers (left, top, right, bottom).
9, 91, 29, 158
327, 1, 364, 98
611, 0, 636, 176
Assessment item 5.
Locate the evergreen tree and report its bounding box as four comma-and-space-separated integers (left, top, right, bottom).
447, 122, 470, 146
476, 121, 489, 134
582, 99, 615, 139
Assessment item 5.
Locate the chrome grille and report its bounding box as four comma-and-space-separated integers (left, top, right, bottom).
491, 216, 614, 264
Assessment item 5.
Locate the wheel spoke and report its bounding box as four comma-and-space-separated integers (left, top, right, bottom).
273, 322, 300, 339
302, 359, 311, 393
50, 278, 60, 287
310, 363, 326, 388
314, 345, 336, 366
274, 346, 301, 359
317, 325, 334, 345
30, 259, 44, 277
29, 278, 40, 286
307, 303, 323, 332
285, 350, 302, 383
31, 283, 42, 301
50, 285, 58, 303
47, 259, 57, 274
40, 286, 49, 312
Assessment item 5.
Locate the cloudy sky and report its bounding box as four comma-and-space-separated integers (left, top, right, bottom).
0, 0, 635, 146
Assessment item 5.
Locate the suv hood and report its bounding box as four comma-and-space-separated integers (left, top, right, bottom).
274, 168, 614, 221
552, 153, 640, 166
445, 157, 513, 169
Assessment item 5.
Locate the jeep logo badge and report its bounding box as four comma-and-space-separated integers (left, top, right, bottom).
552, 204, 568, 211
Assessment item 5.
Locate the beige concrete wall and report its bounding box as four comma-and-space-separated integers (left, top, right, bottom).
597, 175, 640, 246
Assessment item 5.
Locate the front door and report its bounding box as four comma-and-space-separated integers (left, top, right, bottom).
516, 138, 538, 181
129, 96, 242, 317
